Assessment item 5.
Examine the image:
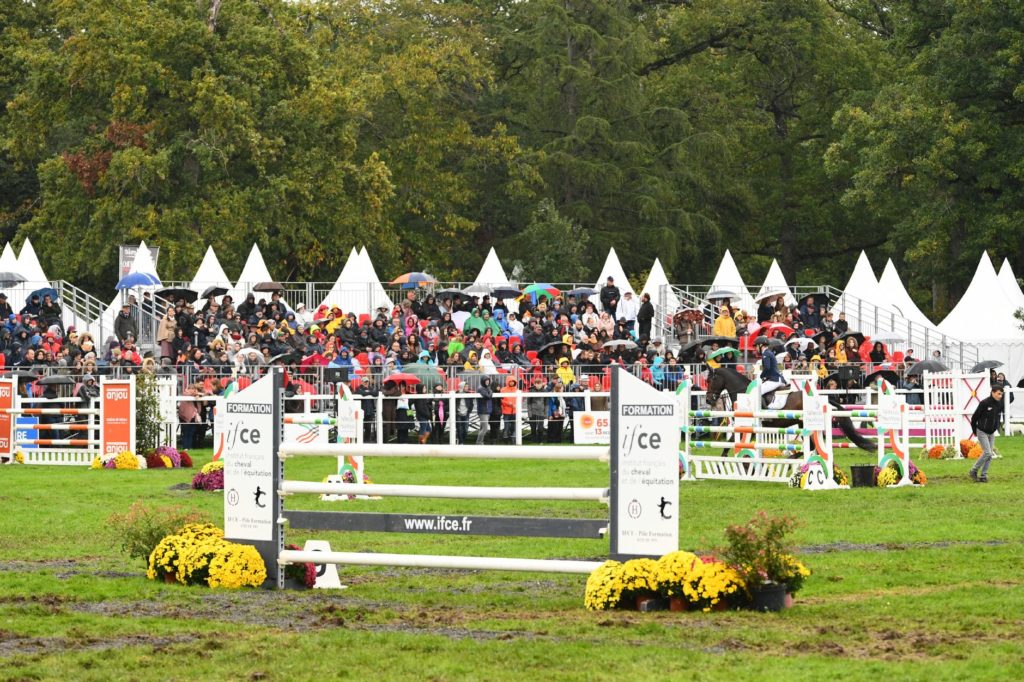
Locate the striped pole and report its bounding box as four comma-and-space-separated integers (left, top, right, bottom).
683, 425, 810, 436
689, 410, 805, 420
283, 417, 337, 426
16, 438, 99, 447
690, 441, 802, 451
7, 408, 100, 416
17, 423, 92, 432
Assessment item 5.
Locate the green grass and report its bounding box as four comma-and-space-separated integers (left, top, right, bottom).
1, 443, 1023, 680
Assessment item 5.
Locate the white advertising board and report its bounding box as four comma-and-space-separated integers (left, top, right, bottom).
223, 374, 277, 542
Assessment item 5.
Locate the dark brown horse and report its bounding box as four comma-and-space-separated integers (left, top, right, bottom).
704, 366, 875, 451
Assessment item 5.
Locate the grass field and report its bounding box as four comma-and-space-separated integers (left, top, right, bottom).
2, 441, 1023, 681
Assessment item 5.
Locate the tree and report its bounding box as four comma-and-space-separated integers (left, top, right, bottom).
508, 199, 590, 282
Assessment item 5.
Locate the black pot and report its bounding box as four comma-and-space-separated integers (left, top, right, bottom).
749, 581, 787, 612
850, 464, 875, 488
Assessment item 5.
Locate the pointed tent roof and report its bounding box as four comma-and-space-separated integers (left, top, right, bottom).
473, 248, 511, 287
229, 244, 274, 302
594, 247, 635, 312
938, 252, 1024, 341
997, 258, 1024, 310
0, 243, 18, 273
831, 251, 885, 314
126, 239, 160, 280
878, 259, 938, 330
753, 259, 795, 307
318, 247, 393, 316
707, 249, 754, 314
189, 246, 233, 293
358, 247, 394, 313
318, 248, 360, 309
640, 258, 680, 312
17, 238, 48, 284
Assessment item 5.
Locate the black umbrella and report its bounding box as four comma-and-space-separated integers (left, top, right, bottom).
268, 352, 301, 365
156, 287, 199, 303
4, 370, 36, 381
906, 360, 948, 375
971, 360, 1003, 373
38, 375, 76, 386
0, 272, 26, 287
794, 290, 830, 310
201, 286, 229, 298
699, 336, 739, 347
864, 369, 900, 387
822, 372, 840, 387
253, 281, 285, 293
437, 288, 474, 303
490, 286, 522, 299
813, 330, 835, 347
537, 340, 570, 355
836, 331, 865, 346
568, 287, 597, 297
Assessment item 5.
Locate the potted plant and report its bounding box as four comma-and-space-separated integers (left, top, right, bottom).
283, 544, 318, 589
722, 512, 806, 612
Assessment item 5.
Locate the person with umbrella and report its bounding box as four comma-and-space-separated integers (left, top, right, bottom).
755, 336, 787, 409
114, 303, 138, 343
969, 384, 1004, 483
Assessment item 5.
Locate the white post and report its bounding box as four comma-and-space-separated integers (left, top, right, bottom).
449, 392, 457, 446
375, 394, 383, 445
514, 390, 522, 446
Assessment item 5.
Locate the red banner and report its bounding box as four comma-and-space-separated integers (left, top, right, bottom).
0, 379, 13, 458
101, 380, 135, 455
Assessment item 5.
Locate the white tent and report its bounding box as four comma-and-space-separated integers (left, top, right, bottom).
97, 240, 162, 340
831, 251, 890, 334
752, 259, 796, 308
17, 238, 48, 285
229, 243, 274, 303
640, 258, 680, 313
318, 248, 360, 309
878, 259, 938, 331
707, 249, 755, 314
0, 243, 18, 273
997, 258, 1024, 310
318, 247, 393, 317
594, 247, 635, 312
473, 248, 512, 287
189, 246, 234, 295
939, 253, 1024, 341
940, 253, 1024, 381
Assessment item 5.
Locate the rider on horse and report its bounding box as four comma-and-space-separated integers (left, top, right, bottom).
755, 336, 787, 408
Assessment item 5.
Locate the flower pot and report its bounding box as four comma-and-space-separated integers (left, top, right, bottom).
162, 572, 178, 585
784, 592, 795, 609
284, 577, 309, 590
635, 595, 666, 612
749, 582, 787, 612
668, 597, 687, 612
850, 464, 875, 488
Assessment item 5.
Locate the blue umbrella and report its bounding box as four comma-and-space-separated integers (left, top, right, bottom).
116, 272, 161, 290
26, 288, 59, 305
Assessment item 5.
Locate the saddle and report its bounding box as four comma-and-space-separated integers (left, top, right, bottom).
761, 389, 791, 410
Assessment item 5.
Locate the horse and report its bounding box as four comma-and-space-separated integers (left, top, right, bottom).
703, 366, 875, 452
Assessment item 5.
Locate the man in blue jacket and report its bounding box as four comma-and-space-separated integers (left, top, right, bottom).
755, 336, 787, 408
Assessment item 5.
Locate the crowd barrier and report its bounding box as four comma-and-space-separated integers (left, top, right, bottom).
220, 369, 682, 587
0, 377, 136, 465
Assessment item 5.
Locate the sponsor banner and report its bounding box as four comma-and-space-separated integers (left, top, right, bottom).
802, 393, 826, 432
573, 411, 611, 444
223, 374, 276, 542
101, 380, 135, 455
878, 393, 902, 430
337, 400, 361, 440
118, 244, 160, 277
0, 379, 14, 457
611, 369, 679, 559
283, 414, 329, 445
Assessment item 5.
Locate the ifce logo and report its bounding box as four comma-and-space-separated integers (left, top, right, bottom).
620, 424, 662, 457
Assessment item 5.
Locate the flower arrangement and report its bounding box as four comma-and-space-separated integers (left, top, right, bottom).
617, 558, 659, 603
722, 512, 800, 593
191, 460, 224, 491
787, 463, 848, 489
762, 449, 783, 459
108, 450, 141, 469
284, 544, 318, 588
147, 523, 265, 588
656, 551, 743, 612
154, 445, 182, 467
874, 460, 927, 486
776, 554, 811, 593
180, 450, 193, 467
584, 561, 625, 610
965, 444, 982, 459
926, 445, 945, 459
959, 439, 977, 458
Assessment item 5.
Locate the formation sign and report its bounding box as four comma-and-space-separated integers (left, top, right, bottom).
611, 369, 679, 560
224, 373, 277, 542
